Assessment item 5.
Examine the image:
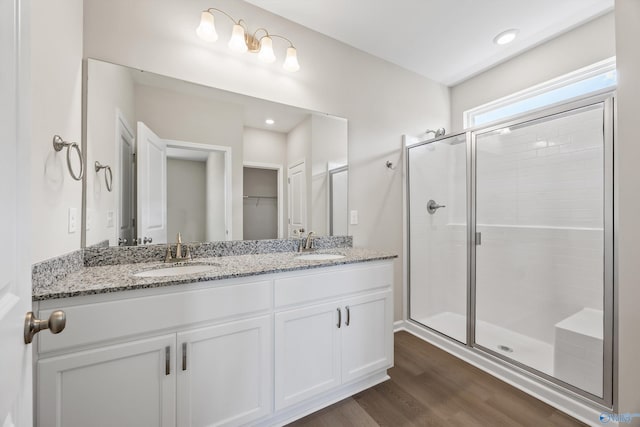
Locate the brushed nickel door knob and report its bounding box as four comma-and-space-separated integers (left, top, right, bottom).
24, 310, 66, 344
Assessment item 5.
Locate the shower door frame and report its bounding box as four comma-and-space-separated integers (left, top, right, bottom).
405, 92, 615, 409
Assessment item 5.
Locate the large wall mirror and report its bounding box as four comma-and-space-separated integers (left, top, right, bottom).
83, 59, 348, 247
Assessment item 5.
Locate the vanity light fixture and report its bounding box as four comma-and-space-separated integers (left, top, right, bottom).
196, 8, 300, 72
493, 29, 519, 45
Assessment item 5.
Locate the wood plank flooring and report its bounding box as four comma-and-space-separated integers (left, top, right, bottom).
289, 331, 586, 426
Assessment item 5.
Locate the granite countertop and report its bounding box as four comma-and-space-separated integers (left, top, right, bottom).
33, 248, 397, 301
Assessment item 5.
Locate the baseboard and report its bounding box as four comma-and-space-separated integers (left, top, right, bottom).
398, 320, 612, 427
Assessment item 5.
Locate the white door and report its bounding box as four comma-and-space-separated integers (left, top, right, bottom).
117, 115, 136, 245
0, 1, 32, 425
177, 316, 272, 427
287, 161, 307, 237
274, 301, 341, 410
37, 335, 176, 427
341, 290, 394, 383
137, 122, 168, 244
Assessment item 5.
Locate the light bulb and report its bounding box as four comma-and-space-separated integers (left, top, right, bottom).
196, 11, 218, 42
258, 36, 276, 63
282, 47, 300, 72
228, 24, 248, 53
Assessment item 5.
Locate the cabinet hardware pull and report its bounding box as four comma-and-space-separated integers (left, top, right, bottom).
182, 343, 187, 371
346, 306, 350, 326
337, 308, 341, 328
165, 346, 170, 375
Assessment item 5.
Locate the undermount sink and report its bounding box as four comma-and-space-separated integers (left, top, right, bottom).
294, 253, 346, 261
133, 264, 219, 278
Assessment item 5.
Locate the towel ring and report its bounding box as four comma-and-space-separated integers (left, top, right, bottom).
53, 135, 84, 181
95, 161, 113, 192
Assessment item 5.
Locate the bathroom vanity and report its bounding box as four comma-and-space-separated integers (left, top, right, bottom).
32, 248, 395, 427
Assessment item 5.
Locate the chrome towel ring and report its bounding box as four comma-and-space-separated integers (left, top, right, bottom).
53, 135, 84, 181
95, 161, 113, 192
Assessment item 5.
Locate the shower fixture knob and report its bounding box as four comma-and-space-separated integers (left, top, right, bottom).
427, 199, 446, 214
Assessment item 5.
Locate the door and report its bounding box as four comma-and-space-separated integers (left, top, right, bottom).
287, 161, 307, 237
117, 115, 135, 245
341, 290, 393, 383
407, 134, 468, 343
137, 122, 168, 244
473, 103, 610, 399
0, 1, 32, 425
274, 301, 341, 410
37, 335, 176, 427
177, 316, 272, 427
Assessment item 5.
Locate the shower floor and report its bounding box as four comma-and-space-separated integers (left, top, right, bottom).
414, 311, 554, 375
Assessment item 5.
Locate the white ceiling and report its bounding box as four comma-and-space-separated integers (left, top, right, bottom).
132, 67, 314, 133
244, 0, 614, 86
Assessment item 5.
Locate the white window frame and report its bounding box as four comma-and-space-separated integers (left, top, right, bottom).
464, 57, 617, 129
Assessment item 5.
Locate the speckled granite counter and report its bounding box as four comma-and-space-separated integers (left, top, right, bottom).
33, 248, 396, 301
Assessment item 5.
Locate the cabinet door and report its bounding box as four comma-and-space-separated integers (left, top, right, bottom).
177, 316, 272, 427
341, 290, 393, 383
37, 334, 176, 427
274, 301, 341, 410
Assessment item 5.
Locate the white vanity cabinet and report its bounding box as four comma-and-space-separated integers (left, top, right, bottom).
38, 334, 177, 427
34, 259, 394, 427
176, 316, 272, 427
273, 262, 394, 412
35, 279, 273, 427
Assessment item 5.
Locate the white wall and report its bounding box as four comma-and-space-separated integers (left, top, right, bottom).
83, 0, 450, 320
311, 115, 348, 235
134, 84, 244, 240
31, 0, 83, 263
450, 12, 615, 133
85, 60, 135, 247
614, 0, 640, 418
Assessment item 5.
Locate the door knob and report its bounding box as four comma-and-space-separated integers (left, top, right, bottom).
24, 310, 66, 344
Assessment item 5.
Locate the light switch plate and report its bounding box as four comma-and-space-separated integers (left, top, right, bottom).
106, 211, 114, 228
68, 208, 77, 233
85, 210, 92, 231
350, 210, 358, 225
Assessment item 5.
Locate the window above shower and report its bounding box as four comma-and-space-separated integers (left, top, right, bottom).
464, 57, 617, 129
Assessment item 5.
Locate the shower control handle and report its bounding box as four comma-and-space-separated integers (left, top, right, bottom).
427, 199, 446, 214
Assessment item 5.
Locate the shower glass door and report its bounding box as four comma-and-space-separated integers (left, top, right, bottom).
408, 134, 467, 343
473, 102, 611, 399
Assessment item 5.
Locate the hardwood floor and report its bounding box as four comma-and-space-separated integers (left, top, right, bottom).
289, 331, 586, 426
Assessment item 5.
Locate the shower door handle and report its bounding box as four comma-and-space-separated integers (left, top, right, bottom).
427, 199, 446, 214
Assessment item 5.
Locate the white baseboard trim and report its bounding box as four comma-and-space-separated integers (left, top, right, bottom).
395, 320, 611, 427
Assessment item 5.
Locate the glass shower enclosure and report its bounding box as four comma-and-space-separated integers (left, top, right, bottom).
407, 94, 613, 406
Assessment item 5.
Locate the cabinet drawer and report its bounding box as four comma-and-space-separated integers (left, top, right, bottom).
274, 261, 392, 308
38, 280, 272, 354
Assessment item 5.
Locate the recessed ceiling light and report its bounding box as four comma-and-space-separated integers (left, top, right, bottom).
265, 119, 275, 125
493, 29, 519, 46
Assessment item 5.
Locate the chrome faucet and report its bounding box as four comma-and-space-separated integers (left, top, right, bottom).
165, 233, 191, 262
304, 231, 315, 250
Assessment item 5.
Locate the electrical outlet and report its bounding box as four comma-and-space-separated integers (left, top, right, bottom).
68, 208, 77, 233
106, 211, 115, 228
350, 210, 358, 225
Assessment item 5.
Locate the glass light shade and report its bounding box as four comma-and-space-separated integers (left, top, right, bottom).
282, 47, 300, 72
258, 37, 276, 63
228, 24, 248, 53
196, 11, 218, 42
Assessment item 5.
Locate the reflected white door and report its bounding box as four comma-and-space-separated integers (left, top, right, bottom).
137, 122, 167, 244
117, 118, 135, 245
288, 161, 307, 237
0, 0, 32, 424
